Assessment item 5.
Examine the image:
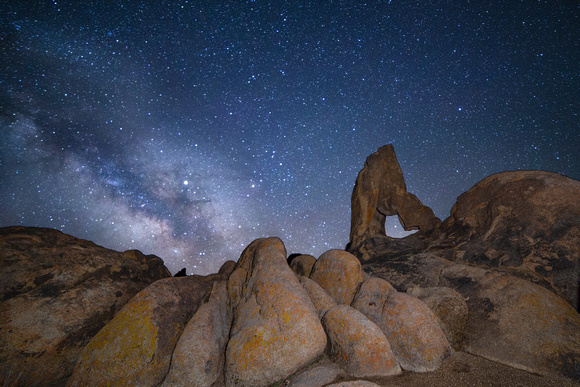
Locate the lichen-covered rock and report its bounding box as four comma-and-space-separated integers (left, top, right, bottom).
290, 254, 317, 277
309, 250, 364, 305
225, 238, 326, 387
322, 304, 401, 378
299, 276, 337, 319
355, 290, 451, 372
0, 226, 170, 386
407, 286, 468, 350
161, 279, 231, 387
67, 275, 219, 387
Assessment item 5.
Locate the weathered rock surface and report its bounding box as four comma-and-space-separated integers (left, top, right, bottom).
349, 144, 440, 252
67, 274, 220, 386
161, 279, 231, 387
434, 170, 580, 310
310, 249, 364, 305
354, 289, 451, 372
440, 263, 580, 380
299, 275, 337, 319
322, 304, 401, 378
225, 237, 327, 387
290, 254, 317, 277
406, 286, 468, 350
0, 226, 170, 386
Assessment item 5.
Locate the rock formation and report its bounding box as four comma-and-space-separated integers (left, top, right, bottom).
2, 144, 579, 386
0, 226, 170, 386
349, 144, 440, 255
347, 145, 580, 381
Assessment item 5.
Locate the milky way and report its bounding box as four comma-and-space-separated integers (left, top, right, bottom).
1, 1, 578, 274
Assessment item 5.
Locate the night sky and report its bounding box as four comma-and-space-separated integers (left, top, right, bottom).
2, 1, 578, 275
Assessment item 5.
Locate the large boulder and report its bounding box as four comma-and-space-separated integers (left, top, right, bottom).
322, 304, 401, 378
309, 250, 364, 305
0, 226, 170, 386
225, 237, 327, 386
67, 274, 220, 386
161, 279, 232, 386
435, 170, 580, 310
353, 289, 451, 372
349, 144, 440, 250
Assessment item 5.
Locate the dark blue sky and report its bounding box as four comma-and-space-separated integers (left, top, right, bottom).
2, 0, 578, 274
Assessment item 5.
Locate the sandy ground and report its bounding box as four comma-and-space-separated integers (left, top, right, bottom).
330, 351, 580, 387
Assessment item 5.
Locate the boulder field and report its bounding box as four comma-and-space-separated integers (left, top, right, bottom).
68, 240, 452, 386
1, 144, 578, 386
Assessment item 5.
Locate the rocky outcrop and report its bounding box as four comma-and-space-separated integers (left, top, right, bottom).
433, 170, 580, 310
322, 304, 401, 378
347, 144, 580, 381
310, 249, 364, 305
0, 226, 170, 386
225, 237, 327, 386
67, 274, 220, 386
349, 144, 440, 252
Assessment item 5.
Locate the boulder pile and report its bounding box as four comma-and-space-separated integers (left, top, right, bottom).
67, 239, 451, 386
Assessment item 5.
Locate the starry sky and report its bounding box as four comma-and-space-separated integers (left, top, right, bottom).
1, 1, 578, 275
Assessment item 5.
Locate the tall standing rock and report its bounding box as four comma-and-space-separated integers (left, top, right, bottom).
0, 226, 170, 386
349, 144, 440, 252
225, 238, 327, 387
67, 274, 220, 387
